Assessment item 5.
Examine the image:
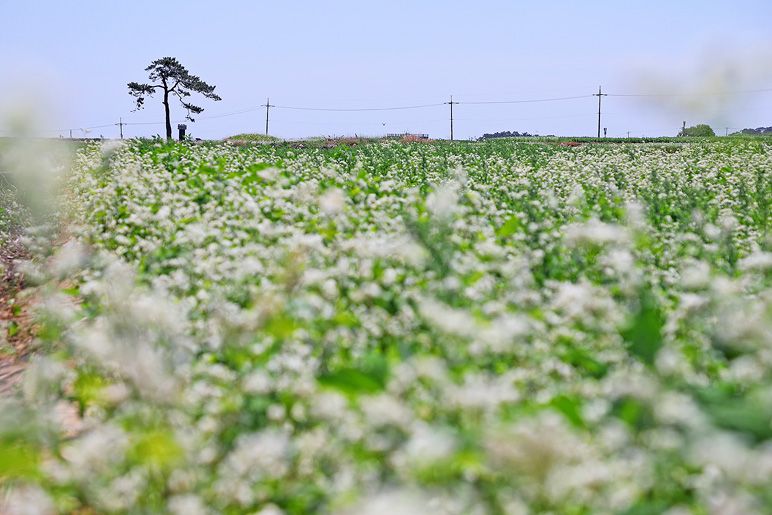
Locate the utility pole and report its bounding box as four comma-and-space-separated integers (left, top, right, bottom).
262, 98, 274, 136
593, 86, 607, 139
445, 95, 459, 141
115, 117, 127, 139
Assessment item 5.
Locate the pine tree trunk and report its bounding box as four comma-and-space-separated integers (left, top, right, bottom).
163, 88, 172, 140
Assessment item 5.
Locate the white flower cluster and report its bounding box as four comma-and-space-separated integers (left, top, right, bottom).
3, 138, 772, 513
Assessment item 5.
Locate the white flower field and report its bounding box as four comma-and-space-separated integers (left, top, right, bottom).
3, 137, 772, 514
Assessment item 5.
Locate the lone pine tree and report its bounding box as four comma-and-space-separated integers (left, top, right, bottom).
128, 57, 221, 140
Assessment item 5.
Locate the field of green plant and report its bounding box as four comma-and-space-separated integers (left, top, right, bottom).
3, 138, 772, 514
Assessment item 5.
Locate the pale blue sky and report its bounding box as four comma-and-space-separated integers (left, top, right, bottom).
2, 0, 772, 139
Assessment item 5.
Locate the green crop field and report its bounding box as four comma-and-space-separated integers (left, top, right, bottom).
3, 137, 772, 514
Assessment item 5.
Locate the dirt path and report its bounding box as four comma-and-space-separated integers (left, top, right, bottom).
0, 234, 34, 398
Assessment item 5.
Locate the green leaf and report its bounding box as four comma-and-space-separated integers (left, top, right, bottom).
318, 354, 390, 395
622, 499, 676, 515
496, 216, 521, 237
550, 395, 586, 429
72, 370, 108, 409
129, 430, 182, 470
693, 387, 772, 442
612, 397, 654, 431
60, 287, 80, 297
621, 290, 664, 366
0, 441, 40, 479
318, 368, 384, 394
563, 347, 608, 379
265, 314, 298, 339
332, 311, 359, 328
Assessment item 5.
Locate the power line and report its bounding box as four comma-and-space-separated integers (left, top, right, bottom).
452, 86, 597, 98
607, 88, 772, 98
462, 94, 591, 105
125, 121, 162, 126
7, 85, 772, 139
624, 127, 684, 134
260, 86, 596, 103
272, 102, 445, 112
76, 124, 115, 130
197, 107, 264, 120
455, 113, 595, 122
270, 119, 448, 126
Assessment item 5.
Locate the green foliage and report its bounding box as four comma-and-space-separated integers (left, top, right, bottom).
0, 405, 42, 481
680, 124, 716, 137
7, 138, 772, 514
225, 134, 281, 142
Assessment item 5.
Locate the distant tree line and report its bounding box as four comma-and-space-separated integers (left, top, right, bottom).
477, 130, 535, 141
730, 126, 772, 136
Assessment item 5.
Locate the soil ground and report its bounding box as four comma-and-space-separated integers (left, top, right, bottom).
0, 234, 33, 397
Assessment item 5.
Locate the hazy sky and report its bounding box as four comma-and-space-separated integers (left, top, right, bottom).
2, 0, 772, 140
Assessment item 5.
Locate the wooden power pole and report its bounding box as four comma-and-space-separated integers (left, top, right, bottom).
445, 95, 459, 141
262, 98, 274, 136
115, 117, 127, 139
593, 86, 607, 139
